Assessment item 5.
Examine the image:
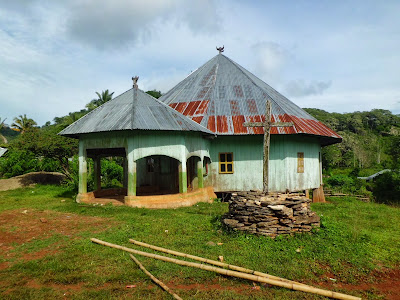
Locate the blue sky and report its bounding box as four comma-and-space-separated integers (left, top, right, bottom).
1, 0, 399, 126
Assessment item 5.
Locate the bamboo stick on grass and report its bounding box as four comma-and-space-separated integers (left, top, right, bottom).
91, 238, 361, 300
129, 254, 183, 300
129, 238, 309, 287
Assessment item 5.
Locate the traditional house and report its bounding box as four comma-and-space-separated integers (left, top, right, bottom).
59, 51, 341, 207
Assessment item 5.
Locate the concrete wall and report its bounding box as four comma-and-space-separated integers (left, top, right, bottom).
78, 131, 212, 195
209, 135, 322, 192
78, 131, 322, 194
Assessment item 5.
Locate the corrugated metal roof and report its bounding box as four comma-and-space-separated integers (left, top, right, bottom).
59, 88, 214, 138
159, 54, 341, 144
0, 147, 7, 157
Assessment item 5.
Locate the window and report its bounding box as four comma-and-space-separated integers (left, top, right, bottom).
297, 152, 304, 173
219, 153, 233, 174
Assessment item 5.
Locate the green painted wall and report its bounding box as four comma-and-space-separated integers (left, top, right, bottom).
78, 131, 212, 195
78, 130, 321, 194
209, 135, 321, 192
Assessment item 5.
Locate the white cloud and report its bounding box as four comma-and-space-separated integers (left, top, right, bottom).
251, 41, 291, 86
284, 79, 332, 97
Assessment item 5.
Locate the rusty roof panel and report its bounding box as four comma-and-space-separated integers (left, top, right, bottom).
159, 53, 341, 144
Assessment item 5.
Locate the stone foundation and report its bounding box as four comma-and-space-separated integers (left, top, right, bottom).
223, 191, 320, 238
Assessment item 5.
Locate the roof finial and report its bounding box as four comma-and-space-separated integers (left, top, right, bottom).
132, 76, 139, 90
216, 46, 224, 54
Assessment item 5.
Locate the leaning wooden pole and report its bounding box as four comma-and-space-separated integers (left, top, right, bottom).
129, 254, 183, 300
128, 239, 308, 287
91, 238, 360, 300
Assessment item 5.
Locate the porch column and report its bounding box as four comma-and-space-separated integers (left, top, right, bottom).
123, 157, 128, 189
93, 156, 101, 191
179, 160, 187, 193
127, 149, 137, 196
78, 141, 87, 194
197, 157, 204, 188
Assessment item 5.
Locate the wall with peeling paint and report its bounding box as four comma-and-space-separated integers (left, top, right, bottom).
209, 135, 321, 192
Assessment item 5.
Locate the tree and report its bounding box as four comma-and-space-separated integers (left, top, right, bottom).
0, 117, 7, 144
11, 114, 37, 134
146, 90, 162, 99
85, 90, 114, 111
11, 127, 78, 178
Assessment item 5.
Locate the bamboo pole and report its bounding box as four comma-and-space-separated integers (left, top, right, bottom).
91, 238, 361, 300
129, 254, 183, 300
129, 238, 309, 287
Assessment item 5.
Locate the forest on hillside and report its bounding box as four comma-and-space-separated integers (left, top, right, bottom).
1, 91, 399, 204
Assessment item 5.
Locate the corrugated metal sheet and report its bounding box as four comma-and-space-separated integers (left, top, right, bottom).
59, 89, 214, 138
0, 147, 7, 157
159, 54, 341, 145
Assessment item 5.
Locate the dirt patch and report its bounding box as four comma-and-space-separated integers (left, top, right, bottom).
0, 209, 116, 261
316, 268, 400, 300
0, 172, 66, 191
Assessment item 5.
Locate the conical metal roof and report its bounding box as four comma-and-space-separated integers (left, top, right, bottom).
159, 54, 341, 145
59, 88, 214, 138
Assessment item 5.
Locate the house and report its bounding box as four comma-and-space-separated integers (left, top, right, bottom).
59, 51, 341, 207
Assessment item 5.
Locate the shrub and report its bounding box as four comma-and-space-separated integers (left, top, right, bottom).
0, 150, 39, 178
372, 171, 400, 204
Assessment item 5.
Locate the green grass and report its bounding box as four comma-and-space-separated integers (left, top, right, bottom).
0, 185, 399, 299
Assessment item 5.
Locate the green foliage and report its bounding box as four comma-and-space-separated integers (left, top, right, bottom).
145, 89, 162, 99
100, 158, 123, 188
11, 127, 78, 177
85, 90, 114, 111
0, 150, 38, 178
372, 171, 400, 204
304, 108, 400, 171
11, 114, 37, 134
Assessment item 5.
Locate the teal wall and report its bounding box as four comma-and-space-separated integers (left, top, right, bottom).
78, 131, 212, 195
209, 135, 322, 192
78, 130, 322, 194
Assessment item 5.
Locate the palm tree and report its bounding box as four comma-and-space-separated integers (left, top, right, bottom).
85, 90, 114, 111
11, 114, 37, 134
0, 117, 7, 144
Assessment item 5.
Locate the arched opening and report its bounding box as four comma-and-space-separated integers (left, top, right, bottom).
136, 155, 179, 195
187, 156, 201, 192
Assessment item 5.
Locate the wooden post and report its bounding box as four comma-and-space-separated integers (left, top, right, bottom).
243, 100, 293, 194
93, 156, 101, 191
312, 185, 326, 203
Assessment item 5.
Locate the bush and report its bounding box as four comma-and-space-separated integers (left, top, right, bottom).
324, 174, 370, 195
372, 171, 400, 204
0, 150, 39, 178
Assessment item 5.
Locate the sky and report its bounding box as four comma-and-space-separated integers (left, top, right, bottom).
0, 0, 399, 126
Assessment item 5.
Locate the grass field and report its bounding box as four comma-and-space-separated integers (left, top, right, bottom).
0, 185, 399, 299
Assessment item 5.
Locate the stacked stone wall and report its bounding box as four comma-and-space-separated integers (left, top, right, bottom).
223, 191, 320, 238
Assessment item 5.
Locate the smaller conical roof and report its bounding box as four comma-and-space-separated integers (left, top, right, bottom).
59, 88, 214, 138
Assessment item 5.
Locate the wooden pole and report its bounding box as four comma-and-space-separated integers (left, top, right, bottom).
263, 100, 271, 194
129, 254, 182, 300
128, 239, 308, 287
91, 238, 361, 300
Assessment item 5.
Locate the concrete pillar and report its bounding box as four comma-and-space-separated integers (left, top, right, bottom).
93, 156, 101, 191
197, 158, 204, 188
123, 157, 128, 189
78, 141, 87, 194
179, 160, 187, 193
127, 149, 136, 196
